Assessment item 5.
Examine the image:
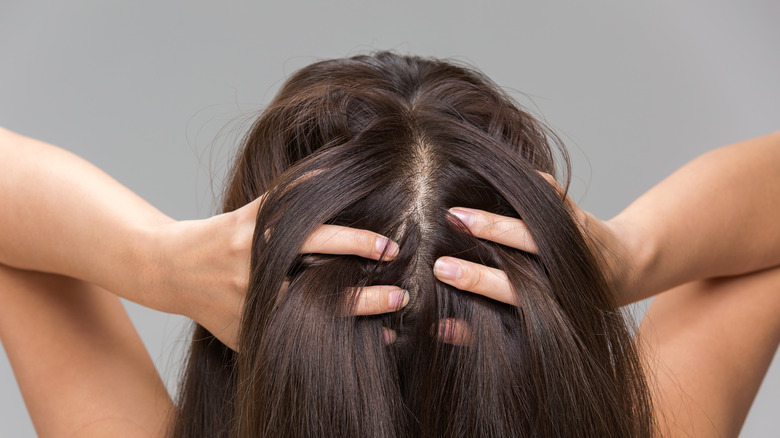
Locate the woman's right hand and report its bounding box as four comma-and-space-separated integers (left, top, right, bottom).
149, 198, 408, 351
431, 174, 642, 314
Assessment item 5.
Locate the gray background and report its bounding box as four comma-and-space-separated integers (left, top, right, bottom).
1, 1, 778, 436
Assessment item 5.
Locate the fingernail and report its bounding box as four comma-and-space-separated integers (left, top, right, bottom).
434, 258, 462, 281
376, 237, 400, 258
389, 289, 409, 309
449, 208, 475, 227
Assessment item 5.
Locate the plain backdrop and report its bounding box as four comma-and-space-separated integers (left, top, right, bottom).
1, 1, 778, 436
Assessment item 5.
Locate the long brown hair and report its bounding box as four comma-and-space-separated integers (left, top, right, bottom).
170, 52, 655, 437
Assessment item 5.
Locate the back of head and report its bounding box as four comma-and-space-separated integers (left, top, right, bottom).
171, 52, 654, 438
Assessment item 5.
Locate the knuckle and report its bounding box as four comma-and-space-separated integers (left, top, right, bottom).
356, 287, 383, 315
480, 214, 507, 240
462, 265, 484, 292
483, 215, 501, 236
350, 230, 370, 252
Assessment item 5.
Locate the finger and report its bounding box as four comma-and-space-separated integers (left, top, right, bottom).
536, 171, 588, 226
301, 224, 399, 260
350, 286, 410, 316
433, 256, 517, 306
537, 171, 577, 212
383, 327, 397, 345
537, 171, 564, 192
448, 207, 538, 254
436, 318, 473, 346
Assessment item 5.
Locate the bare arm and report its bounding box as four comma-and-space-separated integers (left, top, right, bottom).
431, 131, 780, 436
0, 267, 174, 438
0, 127, 407, 348
0, 126, 256, 348
0, 127, 410, 436
434, 130, 780, 304
639, 266, 780, 438
612, 130, 780, 302
0, 126, 174, 311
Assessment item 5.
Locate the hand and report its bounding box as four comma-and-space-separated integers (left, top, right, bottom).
149, 198, 408, 350
432, 173, 639, 314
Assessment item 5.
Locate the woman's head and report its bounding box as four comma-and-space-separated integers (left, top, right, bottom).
172, 52, 654, 437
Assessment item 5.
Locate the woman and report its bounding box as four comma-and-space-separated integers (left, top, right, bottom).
1, 52, 778, 437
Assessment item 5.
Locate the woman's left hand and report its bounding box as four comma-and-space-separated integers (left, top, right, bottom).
150, 198, 407, 350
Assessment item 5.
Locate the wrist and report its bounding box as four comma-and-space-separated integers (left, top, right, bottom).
133, 220, 182, 315
143, 216, 236, 322
605, 213, 660, 304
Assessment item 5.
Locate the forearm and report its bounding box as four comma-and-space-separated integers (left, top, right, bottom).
0, 127, 173, 310
639, 266, 780, 437
0, 266, 173, 437
611, 130, 780, 300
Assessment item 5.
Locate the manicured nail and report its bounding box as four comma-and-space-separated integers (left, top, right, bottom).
449, 208, 475, 227
376, 237, 399, 258
434, 258, 462, 281
389, 289, 409, 309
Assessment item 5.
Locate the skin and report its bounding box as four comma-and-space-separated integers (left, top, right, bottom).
1, 127, 778, 436
434, 130, 780, 437
0, 127, 407, 436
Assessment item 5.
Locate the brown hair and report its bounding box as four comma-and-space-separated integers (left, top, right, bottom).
170, 52, 655, 437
